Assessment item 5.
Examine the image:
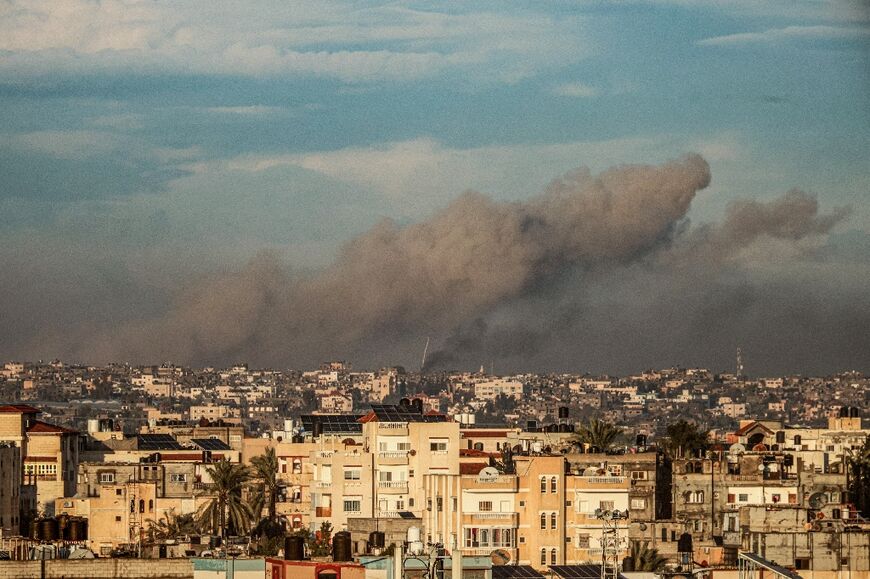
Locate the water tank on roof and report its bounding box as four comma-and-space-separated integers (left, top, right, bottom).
369, 531, 385, 550
38, 518, 58, 542
399, 398, 411, 407
677, 532, 693, 553
284, 535, 305, 560
636, 434, 647, 447
558, 406, 569, 419
412, 399, 423, 414
333, 531, 352, 562
68, 519, 88, 542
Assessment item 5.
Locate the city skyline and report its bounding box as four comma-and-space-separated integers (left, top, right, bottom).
0, 1, 868, 374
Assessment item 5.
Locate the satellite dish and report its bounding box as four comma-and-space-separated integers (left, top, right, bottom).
729, 443, 746, 455
491, 549, 511, 565
809, 493, 827, 509
478, 466, 500, 482
583, 467, 599, 476
639, 523, 648, 531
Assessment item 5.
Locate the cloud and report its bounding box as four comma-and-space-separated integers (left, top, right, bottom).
0, 1, 589, 83
203, 106, 286, 116
552, 82, 599, 98
698, 25, 870, 46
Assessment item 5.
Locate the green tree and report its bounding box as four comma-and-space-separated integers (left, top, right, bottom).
250, 447, 280, 523
847, 434, 870, 518
145, 509, 199, 543
663, 420, 709, 458
308, 521, 333, 557
626, 541, 668, 572
196, 460, 253, 540
573, 418, 623, 452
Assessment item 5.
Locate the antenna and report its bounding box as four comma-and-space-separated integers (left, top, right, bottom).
420, 337, 429, 373
736, 347, 744, 378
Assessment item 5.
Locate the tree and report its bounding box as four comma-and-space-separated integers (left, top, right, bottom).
847, 434, 870, 518
145, 509, 199, 543
573, 418, 623, 452
663, 420, 709, 458
308, 521, 333, 557
196, 460, 253, 540
626, 541, 668, 572
250, 447, 280, 523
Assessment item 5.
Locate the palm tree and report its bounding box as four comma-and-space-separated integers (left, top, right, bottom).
196, 460, 253, 540
573, 418, 623, 452
847, 434, 870, 518
145, 509, 198, 543
663, 420, 709, 459
626, 541, 668, 572
250, 447, 280, 522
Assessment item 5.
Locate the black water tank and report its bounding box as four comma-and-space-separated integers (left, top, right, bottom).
369, 531, 385, 549
38, 518, 58, 542
678, 532, 693, 553
333, 531, 352, 562
312, 421, 323, 438
29, 520, 38, 540
68, 518, 88, 541
292, 435, 305, 443
399, 397, 411, 407
783, 454, 794, 467
412, 398, 424, 414
527, 420, 538, 431
285, 535, 305, 560
558, 406, 569, 419
636, 434, 647, 447
158, 544, 168, 558
623, 556, 635, 572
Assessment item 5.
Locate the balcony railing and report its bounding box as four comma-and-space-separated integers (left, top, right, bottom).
379, 451, 408, 458
468, 512, 519, 524
378, 481, 408, 489
578, 476, 626, 484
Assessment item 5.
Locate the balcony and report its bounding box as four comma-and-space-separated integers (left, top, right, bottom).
467, 512, 519, 525
573, 476, 628, 489
378, 451, 409, 465
314, 481, 333, 488
460, 475, 518, 492
378, 423, 409, 436
462, 547, 518, 559
315, 507, 332, 518
378, 481, 408, 494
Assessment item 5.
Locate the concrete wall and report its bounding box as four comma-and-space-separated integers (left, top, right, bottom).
0, 559, 193, 578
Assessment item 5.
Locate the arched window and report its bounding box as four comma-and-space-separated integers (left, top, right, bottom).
139, 499, 145, 513
550, 476, 557, 493
551, 548, 557, 565
550, 512, 557, 529
540, 549, 547, 566
540, 513, 547, 529
540, 477, 547, 493
148, 499, 154, 511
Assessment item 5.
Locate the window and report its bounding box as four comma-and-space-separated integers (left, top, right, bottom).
139, 499, 145, 513
541, 549, 547, 566
396, 500, 404, 510
540, 477, 547, 493
479, 501, 493, 512
727, 493, 736, 503
551, 477, 557, 493
436, 497, 443, 512
661, 528, 668, 542
343, 469, 361, 481
631, 498, 646, 510
540, 513, 547, 529
631, 471, 647, 480
115, 489, 123, 496
148, 499, 154, 512
551, 548, 557, 565
795, 558, 810, 570
397, 442, 412, 451
99, 472, 115, 483
686, 491, 704, 504
519, 500, 525, 507
115, 516, 121, 522
600, 500, 615, 511
577, 534, 590, 548
170, 473, 187, 482
343, 497, 362, 512
738, 494, 749, 503
430, 439, 448, 453
550, 512, 557, 529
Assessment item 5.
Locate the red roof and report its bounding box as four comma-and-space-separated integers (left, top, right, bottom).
357, 411, 377, 423
460, 448, 498, 458
460, 462, 488, 475
26, 420, 78, 434
0, 404, 42, 414
734, 421, 773, 436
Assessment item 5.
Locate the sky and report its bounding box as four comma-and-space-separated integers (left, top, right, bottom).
0, 0, 868, 375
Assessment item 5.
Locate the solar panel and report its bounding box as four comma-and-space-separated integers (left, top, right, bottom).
137, 434, 184, 450
191, 438, 231, 451
370, 404, 447, 423
492, 565, 545, 579
300, 414, 363, 434
549, 565, 612, 579
397, 511, 418, 519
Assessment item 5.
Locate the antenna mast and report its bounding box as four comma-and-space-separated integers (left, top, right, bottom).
736, 347, 744, 378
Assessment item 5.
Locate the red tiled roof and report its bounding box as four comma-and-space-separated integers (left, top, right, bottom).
0, 404, 42, 414
27, 420, 78, 434
734, 421, 773, 436
357, 411, 377, 423
460, 462, 488, 475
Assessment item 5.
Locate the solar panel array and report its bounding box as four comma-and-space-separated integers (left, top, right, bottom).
370, 404, 447, 423
492, 565, 545, 579
191, 438, 232, 451
300, 414, 363, 433
549, 565, 612, 579
137, 434, 184, 450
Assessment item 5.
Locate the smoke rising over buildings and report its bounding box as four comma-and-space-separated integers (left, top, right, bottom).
1, 155, 866, 374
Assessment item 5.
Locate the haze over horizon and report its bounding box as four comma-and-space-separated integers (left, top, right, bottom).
0, 1, 868, 376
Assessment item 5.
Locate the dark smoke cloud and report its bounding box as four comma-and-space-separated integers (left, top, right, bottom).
2, 154, 866, 375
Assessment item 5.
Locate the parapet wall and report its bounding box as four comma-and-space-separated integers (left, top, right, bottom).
0, 558, 193, 579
